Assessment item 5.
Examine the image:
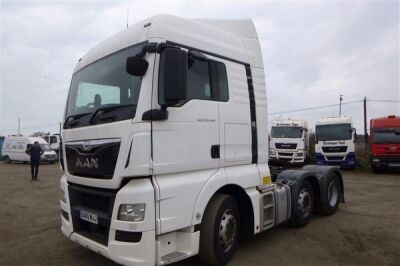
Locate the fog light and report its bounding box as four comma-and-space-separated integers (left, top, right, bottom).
269, 149, 276, 156
118, 204, 145, 222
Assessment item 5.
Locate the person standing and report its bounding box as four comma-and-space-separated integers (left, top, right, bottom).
26, 141, 44, 181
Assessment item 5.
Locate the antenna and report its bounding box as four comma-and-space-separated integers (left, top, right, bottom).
126, 6, 129, 28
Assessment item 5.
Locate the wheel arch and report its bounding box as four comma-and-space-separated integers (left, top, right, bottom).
194, 182, 255, 242
216, 184, 255, 242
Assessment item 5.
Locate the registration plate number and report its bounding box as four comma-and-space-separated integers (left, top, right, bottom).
389, 163, 400, 167
80, 210, 98, 224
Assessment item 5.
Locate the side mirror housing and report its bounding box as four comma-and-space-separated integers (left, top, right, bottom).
126, 56, 149, 76
159, 47, 187, 106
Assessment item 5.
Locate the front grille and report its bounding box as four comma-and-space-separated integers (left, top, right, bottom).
326, 156, 344, 161
278, 152, 293, 157
65, 139, 120, 179
68, 183, 116, 246
275, 143, 297, 150
322, 146, 347, 153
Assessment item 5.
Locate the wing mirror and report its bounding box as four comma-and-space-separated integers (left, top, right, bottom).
159, 47, 187, 106
126, 56, 149, 76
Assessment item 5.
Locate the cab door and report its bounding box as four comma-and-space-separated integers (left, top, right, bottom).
151, 47, 220, 174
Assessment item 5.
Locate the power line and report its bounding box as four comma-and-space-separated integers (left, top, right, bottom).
367, 99, 400, 103
269, 100, 363, 115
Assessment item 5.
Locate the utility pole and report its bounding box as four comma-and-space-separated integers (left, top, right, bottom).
18, 117, 20, 135
126, 6, 129, 28
339, 95, 343, 116
59, 122, 62, 135
364, 97, 368, 150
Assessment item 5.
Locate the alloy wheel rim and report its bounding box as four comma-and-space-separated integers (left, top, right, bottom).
218, 209, 237, 252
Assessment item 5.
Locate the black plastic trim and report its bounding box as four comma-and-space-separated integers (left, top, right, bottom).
245, 66, 258, 164
166, 41, 250, 66
115, 230, 142, 243
61, 210, 69, 221
125, 140, 133, 168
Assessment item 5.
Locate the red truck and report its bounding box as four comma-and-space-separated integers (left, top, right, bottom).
370, 115, 400, 172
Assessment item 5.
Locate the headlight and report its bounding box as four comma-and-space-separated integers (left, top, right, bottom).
269, 149, 276, 156
372, 158, 380, 163
60, 189, 67, 204
118, 204, 145, 222
297, 152, 303, 157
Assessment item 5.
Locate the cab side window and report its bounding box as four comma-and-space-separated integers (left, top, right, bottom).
159, 51, 229, 105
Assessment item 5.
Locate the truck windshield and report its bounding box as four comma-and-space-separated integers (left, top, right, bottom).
64, 43, 145, 129
271, 126, 303, 138
373, 128, 400, 144
316, 123, 352, 141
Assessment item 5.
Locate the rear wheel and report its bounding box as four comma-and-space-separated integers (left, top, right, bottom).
290, 180, 314, 227
320, 174, 340, 215
199, 194, 239, 266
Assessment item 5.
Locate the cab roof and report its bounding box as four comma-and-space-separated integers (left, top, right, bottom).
74, 14, 263, 73
370, 115, 400, 128
316, 116, 353, 125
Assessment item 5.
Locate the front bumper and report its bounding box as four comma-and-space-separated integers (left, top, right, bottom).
371, 156, 400, 169
60, 175, 156, 266
316, 152, 357, 168
269, 150, 306, 164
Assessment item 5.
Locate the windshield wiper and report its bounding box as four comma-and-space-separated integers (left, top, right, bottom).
64, 112, 91, 128
89, 104, 136, 124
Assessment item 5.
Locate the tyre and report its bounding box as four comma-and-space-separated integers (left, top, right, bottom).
290, 180, 314, 227
320, 174, 340, 215
3, 156, 11, 164
199, 194, 239, 266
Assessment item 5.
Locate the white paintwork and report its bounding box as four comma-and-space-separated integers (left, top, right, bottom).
269, 117, 309, 163
61, 15, 280, 265
315, 116, 356, 161
2, 136, 57, 162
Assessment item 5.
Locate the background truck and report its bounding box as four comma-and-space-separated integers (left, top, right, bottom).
370, 115, 400, 172
315, 116, 357, 169
59, 15, 344, 266
40, 134, 61, 159
2, 136, 57, 164
269, 117, 309, 165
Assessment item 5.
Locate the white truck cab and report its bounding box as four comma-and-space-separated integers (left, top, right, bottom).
60, 15, 344, 266
269, 117, 309, 164
315, 116, 357, 169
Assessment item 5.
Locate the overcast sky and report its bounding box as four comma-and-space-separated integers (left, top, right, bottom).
0, 0, 399, 136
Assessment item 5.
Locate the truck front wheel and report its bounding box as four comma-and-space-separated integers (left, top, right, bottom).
199, 194, 239, 266
290, 180, 314, 227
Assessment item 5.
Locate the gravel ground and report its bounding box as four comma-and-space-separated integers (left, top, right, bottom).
0, 162, 399, 266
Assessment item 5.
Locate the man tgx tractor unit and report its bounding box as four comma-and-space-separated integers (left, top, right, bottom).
370, 115, 400, 171
269, 117, 309, 164
60, 15, 344, 266
315, 116, 357, 169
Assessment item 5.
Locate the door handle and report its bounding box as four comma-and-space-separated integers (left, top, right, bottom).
211, 145, 220, 159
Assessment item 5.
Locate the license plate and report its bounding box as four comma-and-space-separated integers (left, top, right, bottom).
80, 210, 98, 224
389, 163, 400, 167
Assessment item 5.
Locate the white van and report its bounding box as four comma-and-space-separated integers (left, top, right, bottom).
2, 136, 57, 163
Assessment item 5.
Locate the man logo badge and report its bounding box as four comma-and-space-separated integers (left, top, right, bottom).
82, 141, 92, 151
76, 157, 99, 169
